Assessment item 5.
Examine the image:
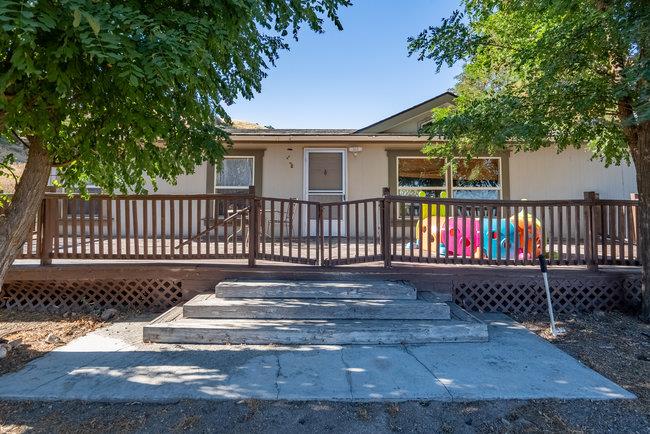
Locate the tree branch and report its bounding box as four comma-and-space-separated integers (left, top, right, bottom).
11, 130, 30, 149
50, 155, 80, 167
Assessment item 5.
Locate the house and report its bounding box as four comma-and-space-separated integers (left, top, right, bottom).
39, 91, 639, 252
150, 92, 638, 204
12, 94, 640, 319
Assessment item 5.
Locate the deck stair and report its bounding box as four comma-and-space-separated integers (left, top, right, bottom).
143, 280, 488, 345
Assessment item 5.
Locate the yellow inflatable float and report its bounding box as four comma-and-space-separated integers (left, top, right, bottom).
416, 191, 446, 251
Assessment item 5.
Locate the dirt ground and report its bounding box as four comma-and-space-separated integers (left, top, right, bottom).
0, 309, 102, 376
0, 310, 648, 433
0, 163, 25, 194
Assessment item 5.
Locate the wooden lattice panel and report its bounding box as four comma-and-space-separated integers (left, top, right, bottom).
0, 279, 182, 311
453, 276, 641, 314
622, 276, 643, 309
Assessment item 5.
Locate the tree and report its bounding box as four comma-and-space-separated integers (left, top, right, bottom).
0, 1, 349, 286
408, 0, 650, 320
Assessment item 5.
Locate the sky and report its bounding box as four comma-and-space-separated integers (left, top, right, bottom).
226, 0, 462, 129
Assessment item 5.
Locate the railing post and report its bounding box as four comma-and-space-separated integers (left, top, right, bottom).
39, 197, 57, 265
248, 185, 257, 267
630, 193, 639, 245
583, 191, 598, 271
318, 204, 325, 266
381, 187, 392, 268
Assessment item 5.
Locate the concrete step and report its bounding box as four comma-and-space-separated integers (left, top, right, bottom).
214, 280, 417, 300
143, 307, 488, 345
183, 294, 450, 320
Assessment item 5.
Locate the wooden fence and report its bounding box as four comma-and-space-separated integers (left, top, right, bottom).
9, 189, 640, 268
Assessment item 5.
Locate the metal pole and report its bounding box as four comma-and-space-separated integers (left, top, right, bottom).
538, 255, 558, 336
538, 254, 564, 336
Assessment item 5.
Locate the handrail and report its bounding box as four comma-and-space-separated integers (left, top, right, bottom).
12, 192, 639, 268
384, 196, 594, 206
175, 205, 250, 249
42, 193, 254, 201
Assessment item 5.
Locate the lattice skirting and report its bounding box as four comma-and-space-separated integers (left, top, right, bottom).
0, 279, 182, 311
453, 276, 642, 314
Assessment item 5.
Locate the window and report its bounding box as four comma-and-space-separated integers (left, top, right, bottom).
452, 158, 501, 199
215, 156, 254, 194
397, 157, 446, 198
396, 157, 446, 218
395, 156, 502, 202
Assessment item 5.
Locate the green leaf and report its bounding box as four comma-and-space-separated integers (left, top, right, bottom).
85, 13, 100, 36
72, 9, 81, 27
0, 0, 351, 197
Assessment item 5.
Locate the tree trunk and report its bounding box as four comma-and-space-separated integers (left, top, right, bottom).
0, 138, 51, 290
632, 122, 650, 322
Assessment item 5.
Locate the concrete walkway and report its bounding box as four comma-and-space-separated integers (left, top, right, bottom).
0, 314, 634, 402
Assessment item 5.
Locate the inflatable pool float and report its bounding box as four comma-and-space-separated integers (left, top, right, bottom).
439, 217, 482, 258
415, 191, 446, 252
480, 218, 517, 259
509, 210, 543, 258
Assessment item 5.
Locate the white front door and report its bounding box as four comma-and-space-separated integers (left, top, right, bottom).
304, 149, 347, 237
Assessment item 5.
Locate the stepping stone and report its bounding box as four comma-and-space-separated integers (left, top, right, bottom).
144, 307, 489, 345
183, 294, 449, 320
214, 280, 417, 300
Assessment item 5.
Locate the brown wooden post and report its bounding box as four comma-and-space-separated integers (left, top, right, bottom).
630, 192, 639, 245
318, 204, 325, 266
39, 197, 57, 265
583, 191, 598, 271
248, 185, 257, 267
381, 187, 392, 268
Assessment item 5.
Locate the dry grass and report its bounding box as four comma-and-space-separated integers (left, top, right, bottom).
355, 405, 370, 421
230, 119, 268, 129
0, 163, 24, 195
517, 311, 650, 402
0, 309, 102, 375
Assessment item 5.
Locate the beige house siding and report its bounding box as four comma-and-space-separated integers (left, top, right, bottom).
132, 140, 637, 239
229, 141, 423, 200
509, 147, 637, 200
143, 164, 208, 195
147, 142, 637, 201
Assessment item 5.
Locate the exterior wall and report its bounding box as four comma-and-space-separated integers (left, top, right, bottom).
144, 163, 208, 195
147, 142, 638, 201
60, 140, 638, 239
509, 147, 637, 200
149, 141, 422, 200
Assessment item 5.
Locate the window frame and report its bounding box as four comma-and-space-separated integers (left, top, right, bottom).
214, 155, 256, 192
395, 156, 447, 197
206, 149, 265, 195
394, 155, 504, 199
451, 156, 503, 199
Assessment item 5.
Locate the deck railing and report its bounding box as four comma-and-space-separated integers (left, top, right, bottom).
9, 189, 640, 268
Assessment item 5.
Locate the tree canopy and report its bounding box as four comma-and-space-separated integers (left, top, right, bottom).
408, 0, 649, 166
0, 0, 349, 194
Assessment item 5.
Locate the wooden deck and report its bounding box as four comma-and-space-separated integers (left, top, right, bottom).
15, 193, 640, 268
18, 236, 639, 267
5, 192, 642, 315
6, 259, 641, 313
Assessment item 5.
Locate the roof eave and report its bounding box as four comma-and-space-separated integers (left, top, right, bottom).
354, 91, 457, 134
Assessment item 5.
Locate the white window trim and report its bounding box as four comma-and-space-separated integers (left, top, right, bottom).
214, 156, 255, 191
